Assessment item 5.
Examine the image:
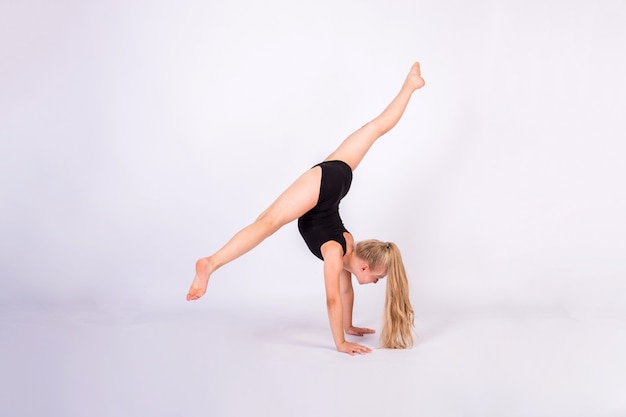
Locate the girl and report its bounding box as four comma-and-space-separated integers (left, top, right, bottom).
187, 62, 425, 355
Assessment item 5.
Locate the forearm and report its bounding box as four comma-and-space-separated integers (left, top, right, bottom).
326, 298, 346, 348
340, 286, 355, 330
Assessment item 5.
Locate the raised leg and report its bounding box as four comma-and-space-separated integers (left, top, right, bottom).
325, 62, 425, 171
186, 166, 322, 300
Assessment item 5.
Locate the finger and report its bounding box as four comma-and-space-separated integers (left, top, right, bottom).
355, 344, 371, 354
356, 327, 375, 334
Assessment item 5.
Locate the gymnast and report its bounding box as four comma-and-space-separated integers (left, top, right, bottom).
187, 62, 425, 355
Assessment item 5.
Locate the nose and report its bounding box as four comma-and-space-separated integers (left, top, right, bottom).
373, 279, 379, 284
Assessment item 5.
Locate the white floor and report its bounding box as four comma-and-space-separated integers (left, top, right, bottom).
2, 297, 626, 417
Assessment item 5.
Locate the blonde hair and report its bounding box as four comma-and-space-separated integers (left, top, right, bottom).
355, 239, 415, 349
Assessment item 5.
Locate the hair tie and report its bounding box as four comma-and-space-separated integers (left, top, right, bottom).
385, 242, 390, 249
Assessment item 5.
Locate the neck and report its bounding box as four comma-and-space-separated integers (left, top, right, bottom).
343, 252, 357, 274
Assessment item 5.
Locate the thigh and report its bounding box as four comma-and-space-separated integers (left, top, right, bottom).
324, 122, 382, 171
257, 166, 322, 225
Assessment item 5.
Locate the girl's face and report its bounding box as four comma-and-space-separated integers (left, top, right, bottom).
355, 264, 387, 285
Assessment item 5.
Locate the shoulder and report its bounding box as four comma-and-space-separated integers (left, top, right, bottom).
320, 241, 344, 266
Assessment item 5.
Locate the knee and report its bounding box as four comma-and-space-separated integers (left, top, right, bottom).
255, 212, 284, 235
369, 119, 390, 137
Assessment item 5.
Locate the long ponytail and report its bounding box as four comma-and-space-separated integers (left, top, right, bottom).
355, 240, 415, 349
381, 242, 414, 348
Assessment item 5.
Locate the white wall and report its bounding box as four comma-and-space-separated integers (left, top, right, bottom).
1, 0, 625, 317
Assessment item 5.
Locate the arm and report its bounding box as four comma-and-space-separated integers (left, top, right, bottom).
321, 243, 372, 355
340, 270, 376, 336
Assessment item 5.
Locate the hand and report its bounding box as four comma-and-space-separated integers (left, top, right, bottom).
337, 341, 372, 356
345, 326, 376, 336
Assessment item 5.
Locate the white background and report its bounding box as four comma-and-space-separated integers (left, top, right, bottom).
2, 0, 626, 416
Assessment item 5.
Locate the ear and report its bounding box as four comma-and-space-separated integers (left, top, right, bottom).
360, 263, 369, 272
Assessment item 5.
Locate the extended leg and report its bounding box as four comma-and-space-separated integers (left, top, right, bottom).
325, 62, 425, 171
186, 166, 322, 300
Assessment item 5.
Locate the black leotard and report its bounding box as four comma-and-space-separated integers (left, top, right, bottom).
298, 160, 352, 260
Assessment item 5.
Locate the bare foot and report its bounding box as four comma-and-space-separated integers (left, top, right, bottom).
186, 257, 213, 301
405, 62, 425, 91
